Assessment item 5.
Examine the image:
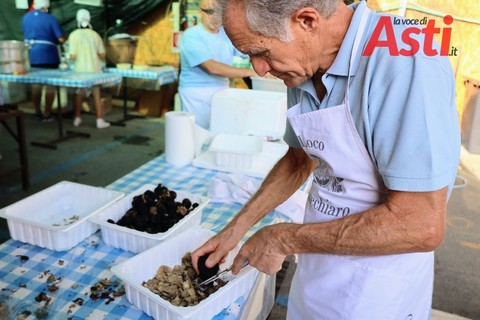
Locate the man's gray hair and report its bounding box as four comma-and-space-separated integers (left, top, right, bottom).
220, 0, 340, 42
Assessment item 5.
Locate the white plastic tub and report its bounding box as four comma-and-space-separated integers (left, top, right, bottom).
90, 184, 209, 253
209, 134, 263, 169
210, 88, 287, 140
111, 226, 258, 320
0, 181, 124, 251
251, 76, 287, 93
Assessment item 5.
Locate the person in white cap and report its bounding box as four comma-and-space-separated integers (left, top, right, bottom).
22, 0, 66, 121
68, 8, 110, 129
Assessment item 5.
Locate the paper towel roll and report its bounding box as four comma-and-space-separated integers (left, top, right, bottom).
165, 111, 195, 166
194, 124, 213, 157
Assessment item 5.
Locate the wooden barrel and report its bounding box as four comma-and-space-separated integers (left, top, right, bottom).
105, 38, 137, 66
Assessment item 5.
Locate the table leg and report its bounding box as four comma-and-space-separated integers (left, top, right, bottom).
56, 86, 64, 138
30, 86, 90, 149
16, 113, 30, 189
111, 77, 145, 127
0, 109, 30, 190
123, 77, 128, 119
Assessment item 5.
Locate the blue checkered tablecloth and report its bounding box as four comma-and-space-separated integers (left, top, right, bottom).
105, 66, 178, 86
0, 155, 285, 319
0, 69, 122, 88
0, 234, 149, 320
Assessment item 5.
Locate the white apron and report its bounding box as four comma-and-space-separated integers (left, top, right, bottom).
286, 7, 433, 320
179, 85, 228, 129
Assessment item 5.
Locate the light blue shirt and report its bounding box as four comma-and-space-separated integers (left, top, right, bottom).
284, 1, 460, 193
179, 25, 240, 88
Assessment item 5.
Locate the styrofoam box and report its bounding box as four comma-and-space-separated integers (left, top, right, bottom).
251, 76, 287, 93
210, 88, 287, 140
0, 181, 124, 251
111, 226, 258, 320
209, 134, 263, 169
90, 184, 209, 254
0, 81, 27, 105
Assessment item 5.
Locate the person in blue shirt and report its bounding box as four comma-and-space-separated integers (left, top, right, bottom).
22, 0, 65, 121
192, 0, 461, 318
178, 0, 257, 129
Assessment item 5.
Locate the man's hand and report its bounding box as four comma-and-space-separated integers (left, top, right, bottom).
232, 223, 293, 275
191, 224, 245, 274
193, 147, 314, 275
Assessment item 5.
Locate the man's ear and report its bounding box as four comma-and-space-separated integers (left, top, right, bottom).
292, 7, 321, 32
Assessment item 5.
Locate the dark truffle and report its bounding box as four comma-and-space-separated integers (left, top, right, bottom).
197, 254, 220, 281
142, 190, 156, 205
182, 198, 192, 210
111, 184, 198, 234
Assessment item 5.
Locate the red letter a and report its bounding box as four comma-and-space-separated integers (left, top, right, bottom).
363, 16, 399, 56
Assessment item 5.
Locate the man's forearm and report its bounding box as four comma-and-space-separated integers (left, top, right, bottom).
279, 188, 448, 256
228, 147, 316, 232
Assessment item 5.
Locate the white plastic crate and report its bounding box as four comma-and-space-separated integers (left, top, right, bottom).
251, 76, 287, 93
90, 184, 209, 253
210, 88, 287, 141
0, 181, 124, 251
209, 134, 263, 169
111, 226, 258, 320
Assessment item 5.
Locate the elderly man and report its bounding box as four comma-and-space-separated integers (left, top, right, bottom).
192, 0, 460, 318
22, 0, 65, 121
178, 0, 257, 129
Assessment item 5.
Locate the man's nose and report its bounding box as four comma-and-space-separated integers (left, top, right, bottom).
250, 56, 271, 77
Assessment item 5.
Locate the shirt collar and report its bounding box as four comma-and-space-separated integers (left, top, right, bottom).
297, 78, 317, 98
325, 1, 368, 77
297, 1, 368, 93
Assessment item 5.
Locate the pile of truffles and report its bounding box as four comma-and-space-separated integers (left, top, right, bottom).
142, 253, 226, 307
108, 184, 199, 233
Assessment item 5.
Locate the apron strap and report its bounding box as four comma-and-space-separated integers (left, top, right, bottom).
344, 7, 371, 106
25, 39, 57, 47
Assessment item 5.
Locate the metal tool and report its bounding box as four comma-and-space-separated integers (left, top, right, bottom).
194, 261, 249, 291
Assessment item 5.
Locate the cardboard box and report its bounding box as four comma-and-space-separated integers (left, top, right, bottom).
88, 93, 112, 115
137, 83, 177, 117
137, 90, 163, 117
